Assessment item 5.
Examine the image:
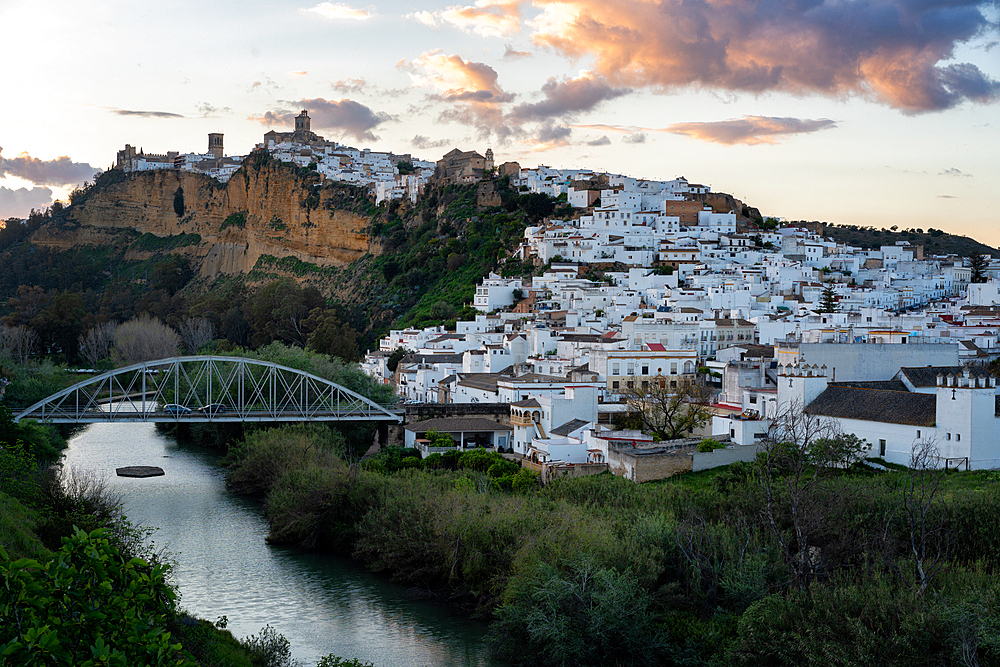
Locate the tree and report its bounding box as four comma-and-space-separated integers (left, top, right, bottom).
896, 438, 949, 594
30, 291, 86, 360
756, 403, 867, 589
78, 321, 118, 366
112, 314, 181, 365
386, 347, 408, 373
0, 324, 39, 365
246, 279, 324, 348
179, 316, 215, 354
816, 282, 839, 314
304, 308, 360, 362
969, 252, 988, 283
621, 379, 712, 441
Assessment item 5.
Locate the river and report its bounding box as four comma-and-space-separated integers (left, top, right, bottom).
62, 421, 494, 667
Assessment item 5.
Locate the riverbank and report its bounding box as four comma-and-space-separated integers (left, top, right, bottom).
222, 423, 1000, 666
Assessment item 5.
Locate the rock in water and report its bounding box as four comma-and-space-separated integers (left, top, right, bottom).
116, 466, 165, 478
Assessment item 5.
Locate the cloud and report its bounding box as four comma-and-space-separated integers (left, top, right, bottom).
510, 74, 629, 122
586, 135, 611, 146
332, 77, 367, 93
305, 2, 370, 20
536, 123, 572, 144
407, 11, 439, 27
401, 51, 515, 138
938, 194, 959, 199
622, 132, 646, 144
0, 186, 53, 218
249, 98, 393, 142
249, 78, 280, 93
111, 109, 184, 118
527, 0, 1000, 113
401, 51, 514, 103
0, 148, 97, 187
438, 0, 522, 38
411, 1, 521, 38
503, 44, 531, 60
195, 102, 232, 117
665, 116, 837, 145
289, 70, 309, 78
411, 135, 452, 150
940, 167, 972, 177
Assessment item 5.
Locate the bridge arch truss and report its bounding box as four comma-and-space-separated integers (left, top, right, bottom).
14, 356, 400, 424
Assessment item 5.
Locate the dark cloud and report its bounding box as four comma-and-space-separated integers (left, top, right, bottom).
0, 148, 97, 187
503, 44, 532, 60
529, 0, 1000, 113
623, 132, 647, 144
111, 109, 185, 118
537, 123, 572, 143
510, 75, 629, 123
250, 98, 394, 142
0, 186, 53, 218
586, 135, 612, 146
411, 135, 451, 150
666, 116, 837, 145
940, 167, 972, 177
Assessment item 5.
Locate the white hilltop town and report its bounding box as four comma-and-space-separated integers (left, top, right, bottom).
114, 112, 1000, 481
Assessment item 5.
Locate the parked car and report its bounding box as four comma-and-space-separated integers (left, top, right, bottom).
198, 403, 230, 416
163, 403, 192, 416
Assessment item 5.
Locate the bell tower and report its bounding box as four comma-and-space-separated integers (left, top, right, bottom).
208, 133, 224, 160
295, 110, 311, 134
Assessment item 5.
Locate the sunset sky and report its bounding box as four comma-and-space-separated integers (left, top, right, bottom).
1, 0, 997, 243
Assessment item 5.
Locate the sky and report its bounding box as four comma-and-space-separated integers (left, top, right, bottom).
1, 0, 998, 244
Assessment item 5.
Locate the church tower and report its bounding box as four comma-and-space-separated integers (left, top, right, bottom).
295, 110, 311, 134
485, 147, 494, 169
208, 133, 224, 160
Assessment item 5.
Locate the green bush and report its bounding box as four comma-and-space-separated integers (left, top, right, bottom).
226, 424, 345, 496
490, 556, 667, 667
0, 527, 191, 666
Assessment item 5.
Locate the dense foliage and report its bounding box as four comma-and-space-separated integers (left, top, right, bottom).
219, 419, 1000, 666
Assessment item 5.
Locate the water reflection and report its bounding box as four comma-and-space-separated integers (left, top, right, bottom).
62, 421, 493, 667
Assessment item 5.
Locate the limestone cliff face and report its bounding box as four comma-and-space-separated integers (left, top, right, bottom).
47, 159, 377, 278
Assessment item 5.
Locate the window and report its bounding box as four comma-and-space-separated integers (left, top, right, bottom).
879, 439, 886, 457
956, 433, 961, 441
612, 363, 620, 375
627, 381, 634, 388
947, 433, 952, 440
642, 365, 649, 375
612, 381, 620, 390
750, 396, 757, 404
916, 430, 921, 438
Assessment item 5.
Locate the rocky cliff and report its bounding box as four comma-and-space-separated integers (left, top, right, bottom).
33, 155, 378, 279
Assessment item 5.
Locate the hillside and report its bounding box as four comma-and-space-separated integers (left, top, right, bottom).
33, 151, 377, 278
813, 222, 998, 257
6, 155, 996, 358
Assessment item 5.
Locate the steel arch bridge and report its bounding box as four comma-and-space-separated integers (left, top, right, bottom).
13, 356, 401, 424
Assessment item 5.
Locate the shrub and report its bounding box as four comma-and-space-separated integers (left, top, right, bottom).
490, 556, 667, 667
0, 527, 189, 666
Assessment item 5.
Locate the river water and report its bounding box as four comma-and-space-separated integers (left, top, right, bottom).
62, 421, 494, 667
